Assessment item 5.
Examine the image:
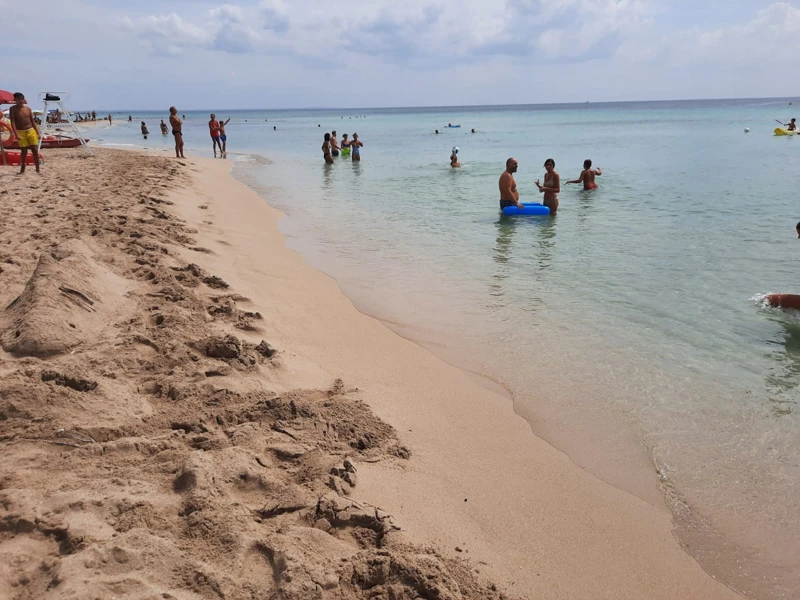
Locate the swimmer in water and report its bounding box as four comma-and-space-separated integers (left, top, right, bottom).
322, 132, 333, 164
567, 159, 602, 190
535, 158, 560, 213
499, 158, 524, 210
796, 221, 800, 238
350, 133, 363, 162
450, 148, 460, 168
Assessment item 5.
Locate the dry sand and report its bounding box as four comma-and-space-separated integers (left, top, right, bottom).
0, 148, 742, 599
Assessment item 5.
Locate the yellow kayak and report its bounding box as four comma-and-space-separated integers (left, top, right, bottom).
774, 127, 799, 136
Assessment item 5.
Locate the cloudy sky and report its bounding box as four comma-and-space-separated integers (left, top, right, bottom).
2, 0, 798, 109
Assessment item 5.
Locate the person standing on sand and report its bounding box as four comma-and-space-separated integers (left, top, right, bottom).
536, 158, 560, 213
160, 120, 168, 135
322, 133, 333, 164
9, 93, 41, 175
566, 159, 602, 190
217, 116, 230, 154
499, 158, 523, 209
350, 133, 363, 162
209, 114, 222, 156
169, 107, 184, 159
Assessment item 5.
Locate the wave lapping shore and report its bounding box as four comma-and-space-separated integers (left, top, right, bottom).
0, 148, 742, 600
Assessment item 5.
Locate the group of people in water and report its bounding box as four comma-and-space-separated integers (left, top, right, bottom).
322, 131, 363, 164
499, 157, 601, 214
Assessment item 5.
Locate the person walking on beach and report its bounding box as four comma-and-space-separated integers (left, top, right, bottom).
160, 120, 168, 135
350, 133, 363, 162
209, 114, 222, 156
9, 93, 41, 175
322, 133, 334, 164
499, 158, 523, 209
536, 158, 560, 213
567, 159, 602, 190
216, 116, 231, 154
169, 107, 185, 159
330, 130, 340, 157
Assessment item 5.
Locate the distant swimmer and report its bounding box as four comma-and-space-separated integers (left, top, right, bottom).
350, 133, 363, 162
169, 106, 185, 159
786, 118, 797, 131
471, 128, 475, 133
160, 119, 168, 135
273, 126, 277, 131
535, 158, 560, 213
141, 121, 149, 138
435, 129, 440, 134
499, 158, 524, 210
796, 221, 800, 238
128, 115, 132, 122
567, 159, 602, 190
450, 147, 460, 168
322, 132, 334, 164
331, 130, 340, 157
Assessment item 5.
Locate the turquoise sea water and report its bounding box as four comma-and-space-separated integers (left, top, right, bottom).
95, 100, 799, 598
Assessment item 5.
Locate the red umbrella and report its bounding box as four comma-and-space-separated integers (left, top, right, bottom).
0, 90, 25, 105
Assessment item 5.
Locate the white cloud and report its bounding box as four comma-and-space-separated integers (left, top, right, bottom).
616, 1, 800, 67
122, 13, 211, 56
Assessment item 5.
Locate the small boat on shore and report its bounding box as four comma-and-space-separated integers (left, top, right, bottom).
6, 135, 88, 150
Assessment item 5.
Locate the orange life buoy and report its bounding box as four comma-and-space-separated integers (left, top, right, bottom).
0, 120, 16, 148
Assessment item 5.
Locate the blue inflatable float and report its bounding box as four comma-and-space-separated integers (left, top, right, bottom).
502, 202, 550, 216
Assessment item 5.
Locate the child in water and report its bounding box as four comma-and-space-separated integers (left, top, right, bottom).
450, 147, 460, 168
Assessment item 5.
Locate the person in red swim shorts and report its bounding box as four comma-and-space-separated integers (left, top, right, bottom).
567, 159, 602, 190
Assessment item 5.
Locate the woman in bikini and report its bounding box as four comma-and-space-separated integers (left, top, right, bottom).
322, 133, 334, 164
535, 158, 560, 213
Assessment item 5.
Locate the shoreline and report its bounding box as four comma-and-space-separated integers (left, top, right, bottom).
0, 147, 743, 598
171, 151, 743, 597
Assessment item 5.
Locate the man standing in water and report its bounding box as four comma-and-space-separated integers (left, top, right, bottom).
160, 119, 168, 135
567, 159, 602, 190
536, 158, 560, 213
499, 158, 523, 209
9, 93, 41, 174
169, 107, 184, 159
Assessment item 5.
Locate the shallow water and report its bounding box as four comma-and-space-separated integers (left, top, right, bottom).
96, 100, 800, 598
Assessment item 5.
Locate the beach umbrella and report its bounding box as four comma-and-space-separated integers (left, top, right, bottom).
0, 90, 25, 104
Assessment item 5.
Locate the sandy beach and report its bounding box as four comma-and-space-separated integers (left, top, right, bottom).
0, 148, 743, 599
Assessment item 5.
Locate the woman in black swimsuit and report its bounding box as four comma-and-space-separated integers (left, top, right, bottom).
322, 133, 334, 164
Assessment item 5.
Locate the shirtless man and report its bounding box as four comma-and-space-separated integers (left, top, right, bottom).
535, 158, 560, 213
160, 119, 168, 135
9, 93, 41, 174
217, 116, 231, 154
499, 158, 523, 209
330, 130, 340, 157
141, 121, 149, 138
567, 159, 602, 190
169, 107, 185, 158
